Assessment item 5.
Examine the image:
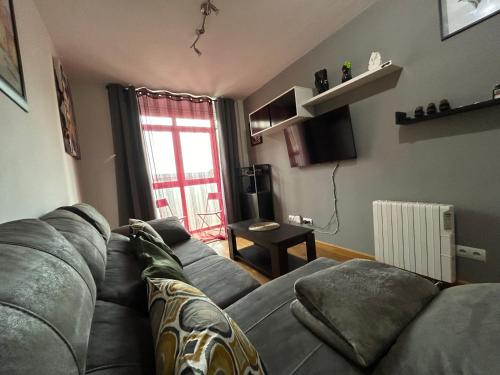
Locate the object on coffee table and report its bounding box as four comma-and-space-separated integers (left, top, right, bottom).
439, 99, 451, 112
248, 221, 280, 232
414, 106, 424, 118
427, 103, 437, 115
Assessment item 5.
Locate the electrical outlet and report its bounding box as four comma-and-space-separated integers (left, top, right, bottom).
288, 215, 302, 224
302, 217, 313, 225
456, 245, 487, 262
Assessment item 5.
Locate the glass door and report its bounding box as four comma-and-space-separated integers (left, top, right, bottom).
140, 110, 226, 241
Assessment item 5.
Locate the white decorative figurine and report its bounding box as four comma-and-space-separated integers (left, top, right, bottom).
368, 52, 382, 71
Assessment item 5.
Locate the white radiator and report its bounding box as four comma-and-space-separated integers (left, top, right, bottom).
373, 201, 456, 282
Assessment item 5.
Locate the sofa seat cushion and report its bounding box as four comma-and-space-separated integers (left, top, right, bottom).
374, 284, 500, 375
183, 255, 259, 308
170, 238, 217, 266
97, 233, 147, 312
86, 301, 154, 375
225, 258, 367, 375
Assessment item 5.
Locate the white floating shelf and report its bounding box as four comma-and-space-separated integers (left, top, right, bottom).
302, 62, 403, 108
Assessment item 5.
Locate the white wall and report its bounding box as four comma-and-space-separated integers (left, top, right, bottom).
70, 79, 120, 228
0, 0, 80, 223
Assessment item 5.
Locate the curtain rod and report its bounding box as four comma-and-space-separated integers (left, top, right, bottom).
134, 86, 217, 101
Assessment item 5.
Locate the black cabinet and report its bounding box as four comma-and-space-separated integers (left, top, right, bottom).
238, 164, 274, 220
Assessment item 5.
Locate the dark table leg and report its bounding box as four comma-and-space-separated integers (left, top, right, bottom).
227, 228, 237, 260
271, 245, 288, 279
306, 232, 317, 262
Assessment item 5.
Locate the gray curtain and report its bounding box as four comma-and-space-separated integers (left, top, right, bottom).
107, 84, 156, 225
216, 98, 241, 224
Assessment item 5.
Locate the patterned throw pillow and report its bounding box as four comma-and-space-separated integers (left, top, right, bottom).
147, 278, 266, 375
129, 218, 163, 241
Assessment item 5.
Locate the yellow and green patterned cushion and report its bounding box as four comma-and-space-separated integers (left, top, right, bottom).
147, 278, 266, 375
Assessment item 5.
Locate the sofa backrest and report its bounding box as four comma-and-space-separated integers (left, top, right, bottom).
70, 203, 112, 242
41, 208, 108, 288
0, 219, 96, 375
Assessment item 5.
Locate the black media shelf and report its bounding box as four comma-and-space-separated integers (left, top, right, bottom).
396, 98, 500, 125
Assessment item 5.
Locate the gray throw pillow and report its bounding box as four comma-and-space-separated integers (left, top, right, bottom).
294, 259, 439, 367
147, 217, 191, 246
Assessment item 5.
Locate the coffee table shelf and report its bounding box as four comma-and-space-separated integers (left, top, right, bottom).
235, 244, 307, 278
227, 218, 316, 279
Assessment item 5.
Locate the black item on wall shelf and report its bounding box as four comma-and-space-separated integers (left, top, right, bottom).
396, 98, 500, 125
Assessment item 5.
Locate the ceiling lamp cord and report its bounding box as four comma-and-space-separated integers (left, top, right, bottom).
190, 0, 219, 56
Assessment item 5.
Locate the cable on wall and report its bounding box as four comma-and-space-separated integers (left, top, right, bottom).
307, 162, 341, 236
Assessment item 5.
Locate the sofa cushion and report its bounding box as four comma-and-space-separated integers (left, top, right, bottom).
86, 300, 154, 375
374, 284, 500, 375
0, 219, 96, 375
225, 258, 366, 375
147, 217, 191, 246
41, 208, 107, 288
97, 233, 147, 312
294, 259, 439, 367
147, 279, 266, 375
170, 238, 217, 266
71, 203, 112, 242
184, 255, 259, 308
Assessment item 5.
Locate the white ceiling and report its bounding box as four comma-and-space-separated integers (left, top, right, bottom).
34, 0, 376, 98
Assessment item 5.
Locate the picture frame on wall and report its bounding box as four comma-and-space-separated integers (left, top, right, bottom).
53, 58, 81, 159
439, 0, 500, 40
248, 122, 263, 147
0, 0, 28, 111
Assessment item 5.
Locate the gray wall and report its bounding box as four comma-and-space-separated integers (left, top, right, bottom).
244, 0, 500, 282
0, 0, 80, 223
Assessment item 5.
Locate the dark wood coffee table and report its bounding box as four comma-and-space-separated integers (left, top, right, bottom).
227, 218, 316, 279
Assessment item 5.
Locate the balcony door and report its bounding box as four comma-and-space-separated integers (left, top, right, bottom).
138, 95, 226, 241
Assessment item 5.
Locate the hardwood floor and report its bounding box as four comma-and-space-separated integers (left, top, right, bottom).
208, 237, 374, 285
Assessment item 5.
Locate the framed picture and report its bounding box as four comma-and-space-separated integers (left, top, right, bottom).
53, 58, 80, 159
248, 123, 263, 146
0, 0, 27, 111
439, 0, 500, 40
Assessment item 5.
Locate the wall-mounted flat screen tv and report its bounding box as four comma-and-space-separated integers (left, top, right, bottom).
284, 106, 356, 168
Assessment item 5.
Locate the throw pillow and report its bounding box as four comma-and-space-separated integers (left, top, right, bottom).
131, 231, 189, 284
148, 278, 266, 375
148, 217, 191, 246
294, 259, 439, 367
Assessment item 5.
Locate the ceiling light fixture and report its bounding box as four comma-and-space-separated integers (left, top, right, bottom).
190, 0, 219, 56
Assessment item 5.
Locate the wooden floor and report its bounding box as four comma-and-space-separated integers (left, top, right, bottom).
208, 237, 373, 285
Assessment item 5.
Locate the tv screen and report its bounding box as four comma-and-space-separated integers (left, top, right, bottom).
284, 106, 356, 168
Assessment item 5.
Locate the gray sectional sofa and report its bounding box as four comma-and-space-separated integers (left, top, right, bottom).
1, 203, 500, 374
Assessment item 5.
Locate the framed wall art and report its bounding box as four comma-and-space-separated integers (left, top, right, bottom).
248, 122, 263, 146
53, 58, 80, 159
439, 0, 500, 40
0, 0, 27, 111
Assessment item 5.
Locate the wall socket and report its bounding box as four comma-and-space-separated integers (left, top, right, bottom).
302, 217, 313, 225
456, 245, 487, 262
288, 215, 303, 225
